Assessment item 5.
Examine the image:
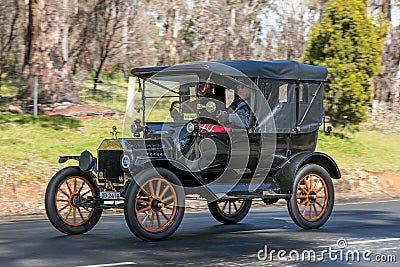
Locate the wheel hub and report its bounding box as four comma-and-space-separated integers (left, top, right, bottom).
308, 191, 317, 203
151, 198, 164, 212
71, 194, 82, 207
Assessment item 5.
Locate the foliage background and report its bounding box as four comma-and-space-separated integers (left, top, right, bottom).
0, 0, 398, 130
304, 0, 389, 129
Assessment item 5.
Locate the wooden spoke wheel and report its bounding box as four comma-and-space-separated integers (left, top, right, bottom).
135, 178, 178, 233
296, 173, 328, 221
45, 167, 102, 234
55, 176, 95, 226
208, 199, 252, 224
287, 164, 334, 229
124, 168, 185, 241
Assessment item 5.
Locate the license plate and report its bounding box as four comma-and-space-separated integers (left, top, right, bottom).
100, 191, 120, 200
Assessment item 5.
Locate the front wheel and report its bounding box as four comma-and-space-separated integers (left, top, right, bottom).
124, 168, 185, 241
208, 199, 252, 224
45, 166, 102, 234
287, 164, 334, 229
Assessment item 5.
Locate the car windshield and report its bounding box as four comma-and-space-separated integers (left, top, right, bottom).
134, 74, 199, 123
126, 71, 276, 132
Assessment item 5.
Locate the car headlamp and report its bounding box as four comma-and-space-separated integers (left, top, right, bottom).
130, 123, 138, 134
186, 122, 195, 133
79, 150, 95, 172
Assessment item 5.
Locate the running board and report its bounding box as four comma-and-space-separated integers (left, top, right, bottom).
205, 183, 273, 195
221, 193, 291, 200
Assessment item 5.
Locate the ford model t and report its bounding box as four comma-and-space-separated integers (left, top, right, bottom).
45, 60, 341, 241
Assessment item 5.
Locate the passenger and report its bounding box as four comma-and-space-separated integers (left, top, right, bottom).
217, 84, 252, 129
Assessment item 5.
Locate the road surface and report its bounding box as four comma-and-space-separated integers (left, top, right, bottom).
0, 200, 399, 266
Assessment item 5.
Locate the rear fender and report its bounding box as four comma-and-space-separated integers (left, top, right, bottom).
273, 151, 341, 194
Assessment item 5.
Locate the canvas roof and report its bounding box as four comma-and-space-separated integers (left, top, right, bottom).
131, 60, 328, 82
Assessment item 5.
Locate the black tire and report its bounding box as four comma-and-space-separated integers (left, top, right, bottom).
124, 168, 185, 241
287, 164, 334, 229
208, 199, 252, 224
45, 166, 102, 234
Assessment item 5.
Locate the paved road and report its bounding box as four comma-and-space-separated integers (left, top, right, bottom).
0, 200, 399, 267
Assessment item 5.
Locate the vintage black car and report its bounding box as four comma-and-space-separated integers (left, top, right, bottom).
45, 60, 341, 241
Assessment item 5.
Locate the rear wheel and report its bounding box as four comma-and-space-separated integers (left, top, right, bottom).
287, 164, 334, 229
45, 167, 102, 234
124, 168, 185, 241
208, 199, 252, 224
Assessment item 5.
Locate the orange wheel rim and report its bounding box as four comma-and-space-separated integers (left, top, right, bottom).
134, 178, 178, 233
217, 200, 246, 217
295, 173, 328, 222
55, 176, 95, 226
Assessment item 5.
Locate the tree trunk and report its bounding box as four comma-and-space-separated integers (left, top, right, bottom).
0, 0, 20, 89
228, 6, 236, 60
93, 58, 106, 93
19, 0, 75, 111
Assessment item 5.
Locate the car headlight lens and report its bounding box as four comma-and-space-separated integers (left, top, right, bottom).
79, 150, 94, 172
186, 122, 195, 133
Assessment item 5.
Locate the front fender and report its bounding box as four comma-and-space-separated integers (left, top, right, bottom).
58, 153, 98, 173
273, 151, 341, 194
58, 156, 80, 163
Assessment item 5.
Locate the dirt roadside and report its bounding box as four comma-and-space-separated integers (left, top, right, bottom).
0, 169, 399, 219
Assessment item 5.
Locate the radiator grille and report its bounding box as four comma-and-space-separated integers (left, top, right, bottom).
97, 150, 123, 182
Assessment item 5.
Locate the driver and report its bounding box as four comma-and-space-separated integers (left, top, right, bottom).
198, 82, 223, 125
199, 82, 216, 99
170, 82, 222, 122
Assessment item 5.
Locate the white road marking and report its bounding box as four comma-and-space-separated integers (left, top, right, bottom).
374, 247, 400, 251
76, 262, 136, 267
348, 238, 400, 245
231, 228, 293, 234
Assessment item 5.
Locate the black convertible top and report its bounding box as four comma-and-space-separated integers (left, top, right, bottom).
131, 60, 328, 81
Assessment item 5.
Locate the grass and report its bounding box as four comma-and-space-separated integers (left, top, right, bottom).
0, 76, 129, 180
0, 112, 116, 179
0, 112, 82, 129
79, 85, 128, 111
316, 130, 400, 171
0, 110, 399, 181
